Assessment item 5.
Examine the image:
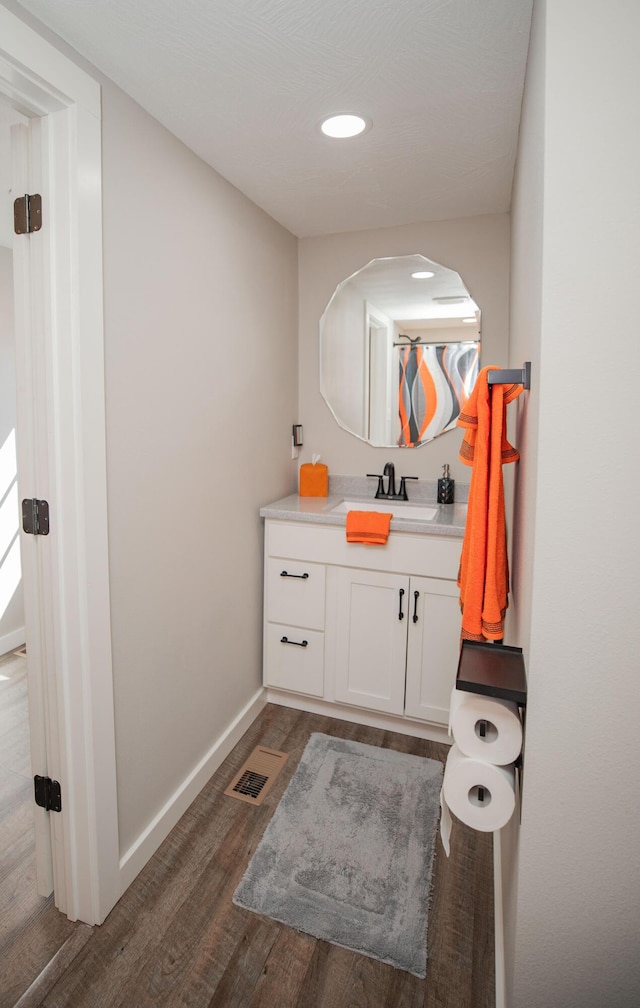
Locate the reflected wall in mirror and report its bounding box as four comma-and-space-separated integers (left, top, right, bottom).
320, 254, 481, 447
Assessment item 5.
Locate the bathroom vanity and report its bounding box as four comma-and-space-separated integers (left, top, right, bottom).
260, 481, 467, 739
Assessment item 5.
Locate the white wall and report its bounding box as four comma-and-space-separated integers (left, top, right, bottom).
298, 215, 510, 484
508, 2, 640, 1005
499, 0, 546, 994
100, 82, 298, 852
0, 244, 25, 654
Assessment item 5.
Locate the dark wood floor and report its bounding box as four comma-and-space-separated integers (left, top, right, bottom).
2, 698, 494, 1008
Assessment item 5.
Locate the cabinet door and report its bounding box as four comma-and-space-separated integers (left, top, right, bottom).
333, 568, 408, 715
404, 576, 460, 724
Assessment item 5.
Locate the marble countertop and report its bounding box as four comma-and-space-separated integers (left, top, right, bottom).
260, 478, 467, 539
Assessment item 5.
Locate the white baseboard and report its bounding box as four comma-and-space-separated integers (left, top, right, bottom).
265, 688, 450, 744
0, 627, 26, 656
118, 687, 267, 894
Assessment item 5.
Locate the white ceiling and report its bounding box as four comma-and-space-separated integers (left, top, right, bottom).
14, 0, 533, 238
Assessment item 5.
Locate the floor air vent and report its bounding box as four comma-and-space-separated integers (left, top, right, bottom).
224, 746, 288, 806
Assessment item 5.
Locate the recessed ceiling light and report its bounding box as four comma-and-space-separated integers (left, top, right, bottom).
320, 114, 369, 138
411, 271, 435, 279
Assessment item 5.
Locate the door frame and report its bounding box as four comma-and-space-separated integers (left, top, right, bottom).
0, 7, 120, 925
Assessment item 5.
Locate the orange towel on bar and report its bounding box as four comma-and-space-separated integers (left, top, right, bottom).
346, 510, 393, 545
457, 366, 522, 641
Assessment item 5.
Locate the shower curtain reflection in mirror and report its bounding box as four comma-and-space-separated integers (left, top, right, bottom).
397, 342, 479, 447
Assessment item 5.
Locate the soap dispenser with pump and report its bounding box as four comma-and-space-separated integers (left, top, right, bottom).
437, 464, 455, 504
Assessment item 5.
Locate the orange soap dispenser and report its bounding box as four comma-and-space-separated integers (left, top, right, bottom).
299, 454, 329, 497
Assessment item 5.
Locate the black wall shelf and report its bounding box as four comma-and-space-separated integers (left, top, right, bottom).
456, 640, 527, 707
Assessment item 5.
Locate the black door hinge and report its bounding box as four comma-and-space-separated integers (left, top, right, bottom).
22, 498, 50, 536
14, 193, 42, 234
34, 775, 62, 813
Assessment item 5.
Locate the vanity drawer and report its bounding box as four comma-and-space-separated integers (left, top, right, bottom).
265, 520, 461, 580
264, 623, 325, 697
266, 558, 326, 630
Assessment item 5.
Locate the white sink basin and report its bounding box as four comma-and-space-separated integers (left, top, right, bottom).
330, 499, 438, 521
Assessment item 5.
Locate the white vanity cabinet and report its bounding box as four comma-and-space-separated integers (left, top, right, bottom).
263, 518, 462, 728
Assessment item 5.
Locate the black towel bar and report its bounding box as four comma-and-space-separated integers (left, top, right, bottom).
487, 362, 531, 389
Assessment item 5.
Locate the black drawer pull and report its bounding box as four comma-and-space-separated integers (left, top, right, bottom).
398, 587, 405, 621
280, 570, 309, 579
412, 590, 420, 623
280, 636, 308, 648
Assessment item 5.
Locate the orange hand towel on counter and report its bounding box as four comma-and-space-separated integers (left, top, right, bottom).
457, 366, 522, 641
346, 510, 393, 545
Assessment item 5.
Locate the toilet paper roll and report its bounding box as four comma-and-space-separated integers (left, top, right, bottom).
439, 744, 516, 856
449, 687, 523, 766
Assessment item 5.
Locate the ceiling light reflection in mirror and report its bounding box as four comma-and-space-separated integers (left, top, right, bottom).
319, 255, 481, 448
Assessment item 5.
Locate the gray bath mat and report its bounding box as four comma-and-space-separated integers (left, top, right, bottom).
232, 732, 444, 977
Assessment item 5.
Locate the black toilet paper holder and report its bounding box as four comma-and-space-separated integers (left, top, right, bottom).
455, 640, 528, 821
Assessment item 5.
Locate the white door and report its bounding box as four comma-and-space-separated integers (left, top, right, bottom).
404, 575, 460, 724
334, 568, 408, 715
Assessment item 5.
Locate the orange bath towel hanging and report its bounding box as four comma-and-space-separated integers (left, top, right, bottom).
457, 366, 522, 641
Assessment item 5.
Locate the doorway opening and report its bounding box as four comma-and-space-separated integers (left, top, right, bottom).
0, 98, 50, 957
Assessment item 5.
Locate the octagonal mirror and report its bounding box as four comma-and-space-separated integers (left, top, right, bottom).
319, 254, 480, 447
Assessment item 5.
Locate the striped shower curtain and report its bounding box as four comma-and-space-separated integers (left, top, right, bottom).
397, 343, 479, 447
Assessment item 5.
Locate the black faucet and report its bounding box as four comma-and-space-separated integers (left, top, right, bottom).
383, 462, 397, 498
367, 462, 418, 501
